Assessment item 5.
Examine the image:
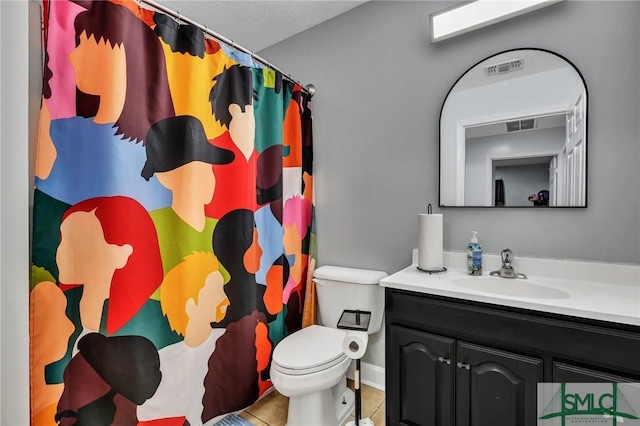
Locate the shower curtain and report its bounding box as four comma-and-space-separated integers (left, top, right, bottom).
30, 1, 315, 425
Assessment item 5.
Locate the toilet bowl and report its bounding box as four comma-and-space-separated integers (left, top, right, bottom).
269, 266, 388, 426
271, 325, 353, 425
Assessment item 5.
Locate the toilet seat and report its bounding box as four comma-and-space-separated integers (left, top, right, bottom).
272, 325, 348, 376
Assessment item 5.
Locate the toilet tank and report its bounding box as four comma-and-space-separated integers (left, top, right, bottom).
312, 265, 388, 334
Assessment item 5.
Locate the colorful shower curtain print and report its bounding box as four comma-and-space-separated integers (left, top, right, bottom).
30, 1, 315, 425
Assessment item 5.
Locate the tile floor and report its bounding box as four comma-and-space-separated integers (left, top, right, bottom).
239, 381, 385, 426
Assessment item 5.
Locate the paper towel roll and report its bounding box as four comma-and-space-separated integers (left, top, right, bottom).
418, 213, 444, 271
342, 330, 368, 360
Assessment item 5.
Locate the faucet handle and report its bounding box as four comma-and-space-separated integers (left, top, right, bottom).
501, 248, 513, 267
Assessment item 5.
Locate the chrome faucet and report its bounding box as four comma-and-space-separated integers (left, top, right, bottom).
490, 249, 527, 279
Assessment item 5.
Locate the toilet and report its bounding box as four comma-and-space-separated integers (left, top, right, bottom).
270, 265, 387, 426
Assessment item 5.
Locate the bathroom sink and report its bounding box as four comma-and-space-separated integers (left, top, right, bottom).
450, 276, 570, 299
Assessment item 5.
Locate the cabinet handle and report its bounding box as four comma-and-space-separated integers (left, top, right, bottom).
456, 361, 470, 370
438, 356, 451, 365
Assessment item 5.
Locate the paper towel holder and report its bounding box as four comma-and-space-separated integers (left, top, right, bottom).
417, 265, 448, 274
417, 203, 448, 274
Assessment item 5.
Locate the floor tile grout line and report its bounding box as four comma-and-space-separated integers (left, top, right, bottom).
244, 410, 270, 426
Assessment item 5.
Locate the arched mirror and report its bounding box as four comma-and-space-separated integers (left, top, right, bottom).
439, 48, 587, 207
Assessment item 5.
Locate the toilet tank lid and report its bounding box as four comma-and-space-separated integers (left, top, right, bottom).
314, 265, 388, 285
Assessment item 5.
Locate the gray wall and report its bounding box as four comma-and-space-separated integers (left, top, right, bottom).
261, 1, 640, 270
260, 1, 640, 369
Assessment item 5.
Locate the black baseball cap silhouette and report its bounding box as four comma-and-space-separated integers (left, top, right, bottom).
141, 115, 234, 181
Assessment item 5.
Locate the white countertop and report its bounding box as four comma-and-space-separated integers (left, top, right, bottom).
380, 251, 640, 327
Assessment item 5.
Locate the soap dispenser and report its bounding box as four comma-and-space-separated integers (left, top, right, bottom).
467, 231, 482, 276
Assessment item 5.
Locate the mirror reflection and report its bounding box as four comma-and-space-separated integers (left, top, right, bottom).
439, 49, 587, 207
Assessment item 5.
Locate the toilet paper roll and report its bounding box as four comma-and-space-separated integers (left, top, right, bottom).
418, 213, 444, 271
342, 330, 368, 360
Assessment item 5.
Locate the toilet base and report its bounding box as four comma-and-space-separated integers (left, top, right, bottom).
285, 380, 354, 426
334, 385, 354, 425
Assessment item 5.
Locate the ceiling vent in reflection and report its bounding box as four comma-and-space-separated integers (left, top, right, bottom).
485, 58, 524, 76
506, 118, 536, 132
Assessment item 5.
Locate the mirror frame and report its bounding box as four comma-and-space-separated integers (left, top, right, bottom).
438, 47, 589, 208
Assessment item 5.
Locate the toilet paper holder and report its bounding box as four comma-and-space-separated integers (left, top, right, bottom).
338, 310, 372, 426
337, 309, 371, 332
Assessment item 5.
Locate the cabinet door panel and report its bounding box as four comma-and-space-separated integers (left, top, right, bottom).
554, 362, 637, 383
456, 342, 542, 426
387, 325, 455, 426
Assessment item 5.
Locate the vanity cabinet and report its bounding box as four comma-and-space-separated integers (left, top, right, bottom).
387, 326, 455, 425
455, 341, 542, 426
387, 325, 541, 426
385, 288, 640, 426
552, 362, 637, 383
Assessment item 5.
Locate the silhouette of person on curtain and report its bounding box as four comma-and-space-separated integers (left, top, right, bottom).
48, 196, 179, 387
137, 252, 229, 425
203, 210, 275, 420
30, 282, 75, 426
201, 311, 270, 423
35, 0, 175, 211
55, 333, 161, 426
141, 115, 234, 276
282, 196, 314, 335
152, 11, 231, 142
212, 209, 268, 327
206, 64, 259, 220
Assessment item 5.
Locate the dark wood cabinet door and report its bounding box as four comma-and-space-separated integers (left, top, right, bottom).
553, 362, 637, 383
387, 325, 455, 426
456, 342, 542, 426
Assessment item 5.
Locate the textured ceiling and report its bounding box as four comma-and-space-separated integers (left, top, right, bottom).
155, 1, 368, 52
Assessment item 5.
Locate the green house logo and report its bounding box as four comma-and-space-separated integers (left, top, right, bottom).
539, 383, 639, 424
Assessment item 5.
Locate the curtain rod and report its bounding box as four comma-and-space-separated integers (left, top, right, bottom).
138, 0, 315, 97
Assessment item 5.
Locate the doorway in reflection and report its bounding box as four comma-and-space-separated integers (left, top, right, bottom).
464, 114, 564, 206
494, 161, 551, 207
